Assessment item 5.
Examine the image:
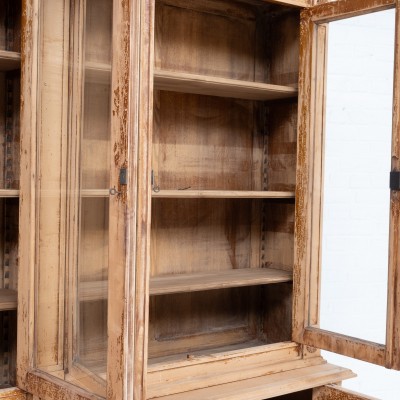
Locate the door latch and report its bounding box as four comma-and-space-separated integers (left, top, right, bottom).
109, 167, 128, 196
390, 171, 400, 191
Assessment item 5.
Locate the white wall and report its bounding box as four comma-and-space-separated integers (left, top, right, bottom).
320, 9, 400, 399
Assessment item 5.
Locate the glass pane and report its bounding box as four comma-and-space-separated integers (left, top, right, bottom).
319, 9, 395, 343
35, 0, 111, 394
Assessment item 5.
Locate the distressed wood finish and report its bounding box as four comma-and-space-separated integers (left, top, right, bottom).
152, 190, 295, 199
294, 0, 400, 371
0, 388, 26, 399
153, 70, 298, 100
386, 0, 400, 371
0, 289, 17, 310
313, 385, 379, 400
150, 268, 292, 295
149, 364, 355, 400
17, 0, 37, 390
106, 0, 133, 398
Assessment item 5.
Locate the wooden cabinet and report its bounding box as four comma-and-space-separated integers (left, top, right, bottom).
0, 0, 399, 399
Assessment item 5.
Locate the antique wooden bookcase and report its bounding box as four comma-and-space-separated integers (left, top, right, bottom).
0, 0, 398, 399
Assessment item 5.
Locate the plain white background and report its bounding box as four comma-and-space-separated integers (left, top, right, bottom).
320, 8, 400, 398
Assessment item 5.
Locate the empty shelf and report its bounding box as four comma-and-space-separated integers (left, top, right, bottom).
80, 189, 109, 197
85, 61, 111, 83
79, 280, 107, 301
0, 190, 19, 198
0, 289, 17, 311
152, 190, 295, 199
0, 50, 21, 71
150, 268, 292, 296
154, 69, 298, 101
151, 363, 355, 400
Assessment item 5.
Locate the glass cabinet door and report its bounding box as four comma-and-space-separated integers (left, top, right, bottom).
294, 0, 400, 370
21, 0, 132, 397
34, 0, 112, 394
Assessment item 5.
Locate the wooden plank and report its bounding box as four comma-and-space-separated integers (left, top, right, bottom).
0, 387, 26, 399
309, 0, 395, 23
79, 280, 107, 302
262, 0, 310, 8
0, 190, 19, 198
80, 189, 108, 197
303, 327, 386, 366
0, 289, 17, 310
313, 385, 379, 400
149, 357, 325, 399
84, 61, 111, 84
18, 0, 38, 390
150, 268, 292, 296
152, 190, 295, 199
0, 50, 20, 71
292, 7, 314, 342
151, 363, 355, 400
154, 70, 297, 101
386, 0, 400, 371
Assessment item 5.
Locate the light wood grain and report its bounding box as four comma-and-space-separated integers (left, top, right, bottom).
154, 70, 297, 100
85, 61, 111, 84
0, 387, 26, 399
313, 385, 379, 400
303, 327, 386, 366
150, 268, 292, 295
80, 189, 108, 197
79, 281, 107, 302
152, 190, 295, 199
0, 289, 17, 310
151, 363, 355, 400
0, 190, 19, 198
0, 50, 20, 71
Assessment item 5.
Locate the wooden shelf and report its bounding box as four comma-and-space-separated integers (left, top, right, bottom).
85, 61, 111, 83
79, 280, 107, 302
150, 268, 292, 296
0, 50, 21, 71
153, 69, 298, 101
0, 289, 17, 311
151, 363, 355, 400
0, 190, 19, 198
152, 190, 295, 199
80, 189, 109, 197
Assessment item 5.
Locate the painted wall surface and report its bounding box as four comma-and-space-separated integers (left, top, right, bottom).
320, 8, 400, 399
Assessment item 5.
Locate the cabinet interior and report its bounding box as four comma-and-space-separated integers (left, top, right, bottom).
149, 0, 299, 366
0, 0, 21, 388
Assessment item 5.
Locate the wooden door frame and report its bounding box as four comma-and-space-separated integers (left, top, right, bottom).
293, 0, 400, 369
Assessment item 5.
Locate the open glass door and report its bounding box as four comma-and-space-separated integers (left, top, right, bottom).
294, 0, 400, 369
17, 0, 135, 398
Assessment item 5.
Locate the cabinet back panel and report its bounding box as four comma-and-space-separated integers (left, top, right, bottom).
85, 0, 112, 64
153, 91, 263, 191
0, 72, 20, 190
82, 81, 111, 189
155, 0, 263, 81
0, 1, 21, 52
151, 199, 261, 275
264, 202, 295, 272
148, 287, 261, 358
266, 100, 297, 192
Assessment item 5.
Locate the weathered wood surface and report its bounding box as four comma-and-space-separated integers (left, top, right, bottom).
313, 385, 379, 400
150, 363, 355, 400
154, 69, 297, 100
150, 268, 292, 295
152, 190, 295, 199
